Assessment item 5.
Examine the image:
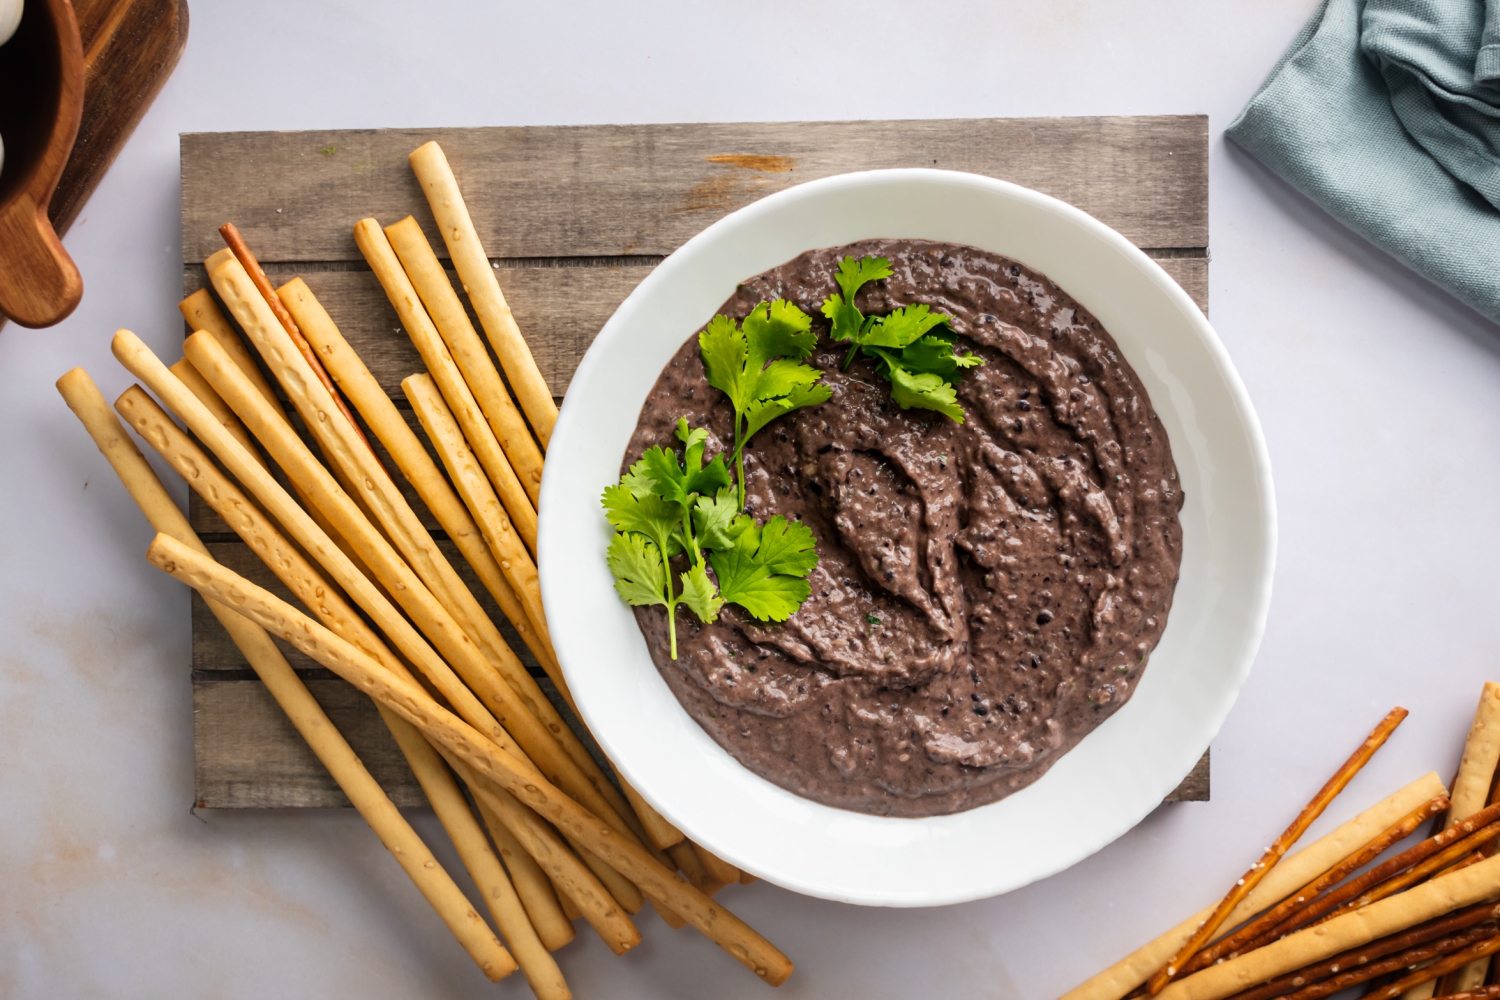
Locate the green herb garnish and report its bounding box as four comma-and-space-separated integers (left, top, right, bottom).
709, 513, 818, 623
821, 255, 984, 422
699, 300, 831, 509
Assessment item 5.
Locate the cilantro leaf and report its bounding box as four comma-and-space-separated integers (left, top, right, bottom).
601, 483, 682, 557
877, 332, 983, 383
606, 532, 669, 608
699, 299, 829, 508
678, 563, 724, 623
709, 514, 817, 622
822, 255, 892, 345
883, 363, 966, 422
859, 303, 951, 349
692, 487, 742, 551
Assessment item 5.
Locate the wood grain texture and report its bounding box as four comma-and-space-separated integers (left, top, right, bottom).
183, 117, 1211, 808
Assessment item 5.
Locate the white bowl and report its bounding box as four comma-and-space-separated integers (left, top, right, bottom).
539, 169, 1275, 907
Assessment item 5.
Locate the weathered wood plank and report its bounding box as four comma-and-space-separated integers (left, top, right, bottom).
181, 116, 1208, 264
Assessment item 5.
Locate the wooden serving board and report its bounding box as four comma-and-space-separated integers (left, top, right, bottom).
180, 116, 1212, 809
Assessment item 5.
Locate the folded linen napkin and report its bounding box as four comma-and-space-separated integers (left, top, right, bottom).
1226, 0, 1500, 323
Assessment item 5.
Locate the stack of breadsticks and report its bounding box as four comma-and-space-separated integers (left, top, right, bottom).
59, 141, 788, 997
1064, 685, 1500, 1000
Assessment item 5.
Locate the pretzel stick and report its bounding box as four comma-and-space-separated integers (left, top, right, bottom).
1366, 936, 1500, 1000
692, 842, 742, 888
386, 721, 570, 1000
280, 276, 555, 674
145, 535, 793, 986
1437, 989, 1500, 1000
1148, 708, 1410, 993
1445, 684, 1500, 994
385, 215, 544, 505
476, 798, 577, 951
353, 218, 538, 552
408, 141, 557, 446
1153, 855, 1500, 1000
217, 223, 375, 458
440, 756, 640, 955
1245, 925, 1497, 1000
56, 368, 515, 982
177, 329, 639, 855
1186, 795, 1449, 972
1221, 904, 1500, 1000
179, 288, 280, 404
1061, 773, 1450, 1000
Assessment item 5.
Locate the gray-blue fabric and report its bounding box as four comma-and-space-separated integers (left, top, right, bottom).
1226, 0, 1500, 323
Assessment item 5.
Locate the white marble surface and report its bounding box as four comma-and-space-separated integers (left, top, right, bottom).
4, 1, 1500, 996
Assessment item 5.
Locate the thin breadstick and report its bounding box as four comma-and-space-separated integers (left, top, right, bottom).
112, 329, 522, 762
1222, 904, 1500, 1000
353, 218, 538, 552
1060, 771, 1450, 1000
217, 223, 376, 457
559, 888, 583, 923
1148, 707, 1409, 994
1447, 683, 1500, 993
477, 798, 577, 952
572, 839, 646, 915
280, 276, 554, 674
178, 288, 279, 404
1244, 925, 1496, 1000
408, 140, 557, 446
670, 841, 724, 895
385, 215, 544, 505
146, 535, 793, 986
168, 357, 261, 462
692, 842, 742, 888
1150, 855, 1500, 1000
57, 368, 514, 982
177, 327, 638, 853
1366, 936, 1500, 1000
1184, 795, 1449, 972
449, 755, 640, 956
386, 719, 570, 1000
619, 775, 686, 853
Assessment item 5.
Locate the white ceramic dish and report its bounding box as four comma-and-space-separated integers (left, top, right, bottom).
539, 169, 1275, 907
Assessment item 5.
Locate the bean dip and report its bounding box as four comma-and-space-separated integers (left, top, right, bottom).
623, 240, 1184, 817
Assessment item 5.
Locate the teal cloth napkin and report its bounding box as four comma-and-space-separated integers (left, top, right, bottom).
1226, 0, 1500, 323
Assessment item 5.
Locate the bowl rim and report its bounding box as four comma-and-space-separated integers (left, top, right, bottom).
540, 167, 1276, 906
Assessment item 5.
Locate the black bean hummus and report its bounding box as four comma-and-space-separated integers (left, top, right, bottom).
623, 240, 1184, 817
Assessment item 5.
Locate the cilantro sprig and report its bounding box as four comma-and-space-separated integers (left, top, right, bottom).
603, 417, 818, 657
821, 255, 984, 422
699, 300, 832, 509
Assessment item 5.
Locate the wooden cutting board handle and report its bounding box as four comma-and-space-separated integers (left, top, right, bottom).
0, 0, 85, 328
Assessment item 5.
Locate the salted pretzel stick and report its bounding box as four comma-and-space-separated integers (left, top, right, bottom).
1148, 708, 1409, 994
1185, 795, 1449, 972
440, 757, 639, 955
692, 843, 742, 888
1061, 772, 1449, 1000
1221, 904, 1500, 1000
57, 369, 514, 982
113, 329, 528, 762
1257, 925, 1496, 1000
217, 223, 375, 457
1152, 854, 1500, 1000
1365, 936, 1500, 1000
280, 276, 555, 674
146, 535, 793, 985
385, 215, 544, 506
178, 288, 280, 404
353, 218, 538, 552
178, 329, 638, 854
477, 798, 577, 951
408, 141, 557, 446
1438, 989, 1500, 1000
387, 721, 570, 1000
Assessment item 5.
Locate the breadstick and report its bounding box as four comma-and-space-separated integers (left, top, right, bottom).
478, 798, 577, 952
113, 329, 527, 764
448, 755, 640, 956
1060, 771, 1450, 1000
146, 535, 793, 986
178, 288, 280, 405
1149, 708, 1409, 993
168, 357, 261, 462
1447, 683, 1500, 992
1185, 795, 1449, 972
670, 841, 724, 895
386, 719, 570, 1000
176, 328, 638, 853
280, 276, 554, 674
353, 218, 537, 552
58, 368, 514, 982
692, 842, 742, 888
572, 838, 645, 915
1253, 924, 1496, 1000
408, 140, 557, 446
559, 888, 583, 923
1152, 854, 1500, 1000
385, 215, 544, 505
620, 776, 686, 853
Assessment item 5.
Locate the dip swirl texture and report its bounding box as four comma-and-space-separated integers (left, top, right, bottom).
623, 240, 1184, 816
